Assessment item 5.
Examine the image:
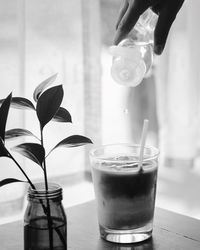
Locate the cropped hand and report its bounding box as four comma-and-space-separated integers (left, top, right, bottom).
114, 0, 185, 55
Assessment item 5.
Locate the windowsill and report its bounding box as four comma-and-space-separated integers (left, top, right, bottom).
0, 172, 95, 225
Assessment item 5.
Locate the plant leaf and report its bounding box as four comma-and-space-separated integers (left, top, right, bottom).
52, 107, 72, 123
0, 97, 35, 110
33, 73, 58, 102
0, 138, 10, 157
5, 129, 40, 141
51, 135, 93, 153
0, 93, 12, 141
11, 97, 35, 110
36, 85, 63, 129
12, 143, 45, 167
0, 178, 26, 188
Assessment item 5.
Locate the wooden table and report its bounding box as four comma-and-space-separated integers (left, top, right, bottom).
1, 200, 200, 249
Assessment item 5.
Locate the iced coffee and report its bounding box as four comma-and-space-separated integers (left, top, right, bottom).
90, 144, 159, 243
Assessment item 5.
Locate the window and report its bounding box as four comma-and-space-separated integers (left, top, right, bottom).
1, 0, 200, 223
0, 0, 101, 222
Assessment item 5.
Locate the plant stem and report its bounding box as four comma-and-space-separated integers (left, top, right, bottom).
8, 152, 35, 190
40, 126, 48, 191
7, 141, 65, 248
40, 126, 53, 249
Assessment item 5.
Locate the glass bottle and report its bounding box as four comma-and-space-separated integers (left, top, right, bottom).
24, 183, 67, 250
110, 8, 158, 87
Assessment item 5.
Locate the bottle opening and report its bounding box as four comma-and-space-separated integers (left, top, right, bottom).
28, 182, 63, 200
111, 58, 146, 87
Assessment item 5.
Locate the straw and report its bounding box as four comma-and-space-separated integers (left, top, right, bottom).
138, 119, 149, 172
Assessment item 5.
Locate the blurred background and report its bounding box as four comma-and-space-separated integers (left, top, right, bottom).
0, 0, 200, 224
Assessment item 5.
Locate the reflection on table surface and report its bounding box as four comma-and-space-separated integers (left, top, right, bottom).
98, 237, 154, 250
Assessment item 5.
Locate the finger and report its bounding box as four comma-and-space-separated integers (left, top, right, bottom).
114, 2, 148, 45
116, 0, 129, 30
154, 0, 184, 55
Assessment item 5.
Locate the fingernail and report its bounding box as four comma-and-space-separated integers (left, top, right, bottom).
113, 29, 126, 45
154, 45, 164, 55
113, 31, 122, 45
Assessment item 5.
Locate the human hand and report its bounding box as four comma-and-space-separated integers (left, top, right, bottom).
114, 0, 185, 55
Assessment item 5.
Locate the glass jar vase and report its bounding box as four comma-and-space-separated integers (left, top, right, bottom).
24, 183, 67, 250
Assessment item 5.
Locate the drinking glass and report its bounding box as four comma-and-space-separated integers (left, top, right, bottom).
90, 144, 159, 243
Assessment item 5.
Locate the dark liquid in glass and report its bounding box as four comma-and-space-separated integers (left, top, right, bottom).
92, 161, 157, 230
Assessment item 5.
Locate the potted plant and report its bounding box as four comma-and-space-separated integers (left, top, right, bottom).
0, 74, 92, 250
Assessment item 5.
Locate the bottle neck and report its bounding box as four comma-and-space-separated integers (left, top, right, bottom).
139, 8, 158, 32
128, 8, 158, 44
28, 182, 63, 201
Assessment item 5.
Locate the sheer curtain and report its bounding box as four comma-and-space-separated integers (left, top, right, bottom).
0, 0, 101, 222
155, 0, 200, 168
